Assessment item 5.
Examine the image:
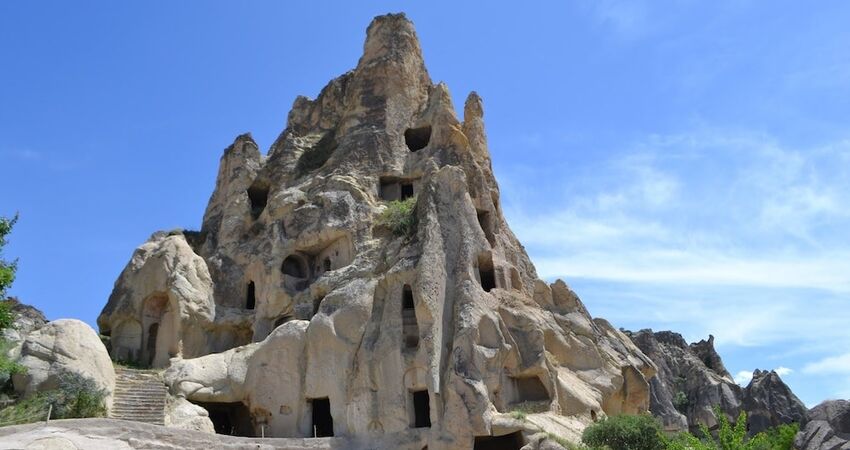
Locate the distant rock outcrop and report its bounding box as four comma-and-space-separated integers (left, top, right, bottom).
796, 400, 850, 450
626, 329, 806, 435
743, 369, 808, 434
94, 12, 657, 449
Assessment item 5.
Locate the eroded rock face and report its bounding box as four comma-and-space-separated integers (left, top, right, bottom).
98, 13, 655, 448
796, 400, 850, 450
743, 369, 808, 434
12, 319, 115, 410
626, 330, 807, 436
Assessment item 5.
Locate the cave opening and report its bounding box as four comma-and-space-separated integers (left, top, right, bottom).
473, 431, 525, 450
309, 398, 334, 437
512, 376, 549, 403
478, 254, 496, 293
247, 181, 269, 220
404, 125, 431, 152
192, 401, 254, 437
411, 390, 431, 428
401, 183, 414, 200
245, 281, 256, 310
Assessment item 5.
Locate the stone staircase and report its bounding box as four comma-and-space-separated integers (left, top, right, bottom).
110, 366, 167, 426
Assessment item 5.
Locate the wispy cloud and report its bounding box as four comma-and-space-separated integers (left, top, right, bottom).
734, 367, 794, 386
803, 353, 850, 376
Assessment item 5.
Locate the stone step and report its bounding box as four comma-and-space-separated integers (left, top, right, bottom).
109, 366, 167, 426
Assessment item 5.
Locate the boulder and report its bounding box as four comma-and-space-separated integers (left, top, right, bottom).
795, 400, 850, 450
12, 319, 115, 410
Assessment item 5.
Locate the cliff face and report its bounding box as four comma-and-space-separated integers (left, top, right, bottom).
626, 330, 807, 435
96, 13, 655, 450
796, 400, 850, 450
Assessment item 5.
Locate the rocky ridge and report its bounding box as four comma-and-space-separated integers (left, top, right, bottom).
626, 329, 807, 436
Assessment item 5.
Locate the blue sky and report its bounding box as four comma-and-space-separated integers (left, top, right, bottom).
1, 2, 848, 407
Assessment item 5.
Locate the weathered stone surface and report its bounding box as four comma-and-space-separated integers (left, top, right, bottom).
795, 400, 850, 450
97, 13, 655, 448
1, 298, 48, 364
743, 369, 807, 434
165, 397, 215, 433
626, 329, 807, 436
12, 319, 115, 410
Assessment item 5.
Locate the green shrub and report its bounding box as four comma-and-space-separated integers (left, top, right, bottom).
582, 414, 666, 450
0, 372, 107, 425
296, 130, 337, 174
377, 197, 417, 236
673, 391, 689, 412
664, 408, 798, 450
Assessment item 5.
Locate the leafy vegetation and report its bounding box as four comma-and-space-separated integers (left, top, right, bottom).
0, 372, 107, 425
582, 414, 667, 450
0, 214, 18, 299
673, 391, 689, 412
665, 409, 797, 450
377, 197, 417, 236
578, 409, 798, 450
296, 130, 338, 174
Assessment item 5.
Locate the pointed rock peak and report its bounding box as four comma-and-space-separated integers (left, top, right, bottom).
359, 13, 426, 69
464, 91, 484, 121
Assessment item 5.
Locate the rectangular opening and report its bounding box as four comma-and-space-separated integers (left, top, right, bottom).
479, 268, 495, 292
191, 401, 254, 437
309, 398, 334, 437
513, 376, 549, 403
410, 390, 431, 428
246, 282, 256, 310
474, 431, 525, 450
478, 253, 496, 292
401, 183, 414, 200
379, 178, 400, 201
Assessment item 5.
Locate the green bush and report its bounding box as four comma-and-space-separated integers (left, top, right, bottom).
0, 372, 107, 425
377, 197, 417, 236
664, 408, 798, 450
673, 391, 689, 412
582, 414, 666, 450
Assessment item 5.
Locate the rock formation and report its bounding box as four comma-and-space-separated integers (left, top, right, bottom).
796, 400, 850, 450
626, 329, 807, 436
12, 319, 115, 410
743, 369, 808, 434
96, 13, 656, 449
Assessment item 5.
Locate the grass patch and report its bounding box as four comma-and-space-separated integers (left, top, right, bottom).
510, 410, 527, 420
377, 197, 417, 236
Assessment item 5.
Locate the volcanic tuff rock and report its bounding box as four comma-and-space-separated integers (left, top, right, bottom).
626, 329, 807, 435
12, 319, 115, 410
796, 400, 850, 450
95, 13, 656, 449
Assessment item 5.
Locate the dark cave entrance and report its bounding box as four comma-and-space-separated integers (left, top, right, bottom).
411, 390, 431, 428
404, 125, 431, 151
402, 284, 419, 350
192, 401, 254, 437
247, 181, 269, 220
478, 253, 496, 292
309, 397, 334, 437
401, 183, 414, 200
473, 431, 525, 450
245, 281, 256, 310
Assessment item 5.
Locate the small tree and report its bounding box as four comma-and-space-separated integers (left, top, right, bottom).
582, 414, 666, 450
0, 214, 18, 300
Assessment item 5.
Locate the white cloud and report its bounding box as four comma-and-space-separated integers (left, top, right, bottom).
775, 366, 794, 377
803, 353, 850, 375
734, 370, 753, 385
